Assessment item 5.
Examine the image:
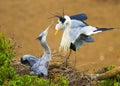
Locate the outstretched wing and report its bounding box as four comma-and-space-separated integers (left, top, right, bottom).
70, 34, 94, 51
21, 55, 40, 67
70, 13, 87, 21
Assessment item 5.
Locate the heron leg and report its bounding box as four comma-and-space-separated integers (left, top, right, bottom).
73, 51, 77, 68
65, 49, 72, 67
67, 49, 72, 59
61, 49, 72, 68
70, 51, 77, 69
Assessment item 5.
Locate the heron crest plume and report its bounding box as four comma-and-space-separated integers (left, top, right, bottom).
48, 11, 66, 24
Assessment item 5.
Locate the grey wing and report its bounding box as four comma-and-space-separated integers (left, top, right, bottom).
29, 56, 39, 61
69, 20, 88, 42
22, 55, 40, 67
70, 14, 89, 26
73, 36, 85, 50
31, 66, 48, 76
69, 28, 81, 42
73, 34, 94, 50
30, 59, 48, 76
71, 20, 88, 28
70, 13, 88, 21
79, 34, 94, 42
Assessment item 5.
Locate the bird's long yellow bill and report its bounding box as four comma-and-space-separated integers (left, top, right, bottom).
55, 29, 60, 35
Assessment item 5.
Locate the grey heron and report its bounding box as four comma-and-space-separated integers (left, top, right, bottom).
55, 14, 114, 52
21, 24, 51, 76
54, 14, 114, 66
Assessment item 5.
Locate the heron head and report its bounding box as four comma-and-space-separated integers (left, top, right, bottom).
55, 16, 66, 35
36, 24, 50, 41
55, 15, 71, 35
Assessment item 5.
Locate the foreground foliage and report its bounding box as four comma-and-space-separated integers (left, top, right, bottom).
0, 33, 68, 86
4, 75, 68, 86
0, 33, 16, 85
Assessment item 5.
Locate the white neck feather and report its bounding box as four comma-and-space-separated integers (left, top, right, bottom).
59, 16, 71, 52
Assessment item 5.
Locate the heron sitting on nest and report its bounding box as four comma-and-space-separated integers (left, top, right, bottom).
21, 24, 52, 76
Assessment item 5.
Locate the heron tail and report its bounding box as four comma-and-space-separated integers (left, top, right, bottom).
94, 28, 115, 32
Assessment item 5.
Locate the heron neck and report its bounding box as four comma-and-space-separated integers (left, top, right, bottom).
40, 41, 51, 61
60, 21, 71, 52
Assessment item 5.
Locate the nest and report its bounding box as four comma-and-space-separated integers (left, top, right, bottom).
13, 59, 95, 86
12, 60, 30, 76
12, 51, 99, 85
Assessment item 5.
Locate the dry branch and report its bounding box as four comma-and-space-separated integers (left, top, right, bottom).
88, 66, 120, 80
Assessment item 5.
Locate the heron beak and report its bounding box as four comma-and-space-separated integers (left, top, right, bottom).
44, 22, 53, 35
44, 29, 48, 35
55, 23, 63, 35
54, 29, 60, 35
43, 26, 50, 36
45, 26, 49, 33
